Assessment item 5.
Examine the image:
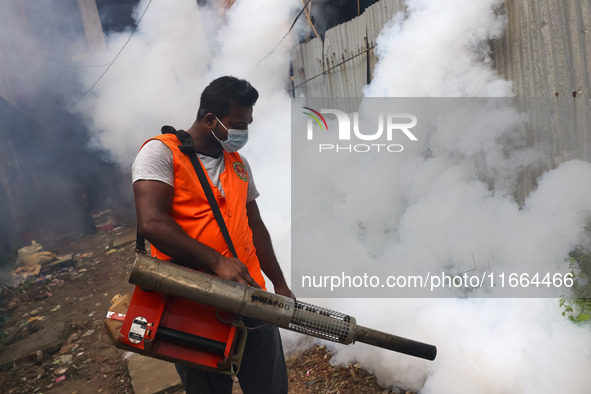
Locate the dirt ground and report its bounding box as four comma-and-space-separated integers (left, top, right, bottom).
0, 220, 411, 394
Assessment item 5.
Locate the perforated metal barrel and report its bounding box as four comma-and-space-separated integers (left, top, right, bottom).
288, 301, 356, 344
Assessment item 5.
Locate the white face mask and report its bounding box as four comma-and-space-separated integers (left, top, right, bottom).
211, 116, 249, 152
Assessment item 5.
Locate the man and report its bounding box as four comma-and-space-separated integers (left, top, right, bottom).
132, 76, 290, 393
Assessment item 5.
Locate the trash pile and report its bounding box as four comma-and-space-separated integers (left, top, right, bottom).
5, 241, 74, 288
0, 228, 137, 393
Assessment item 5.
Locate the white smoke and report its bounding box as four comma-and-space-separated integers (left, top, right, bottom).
291, 0, 591, 393
365, 0, 512, 97
78, 0, 298, 167
326, 297, 591, 393
76, 0, 300, 276
74, 0, 591, 393
77, 1, 209, 165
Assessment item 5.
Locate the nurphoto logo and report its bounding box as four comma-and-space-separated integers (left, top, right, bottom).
302, 107, 418, 153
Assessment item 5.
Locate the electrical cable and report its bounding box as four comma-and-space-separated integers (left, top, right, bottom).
68, 0, 154, 110
255, 0, 312, 66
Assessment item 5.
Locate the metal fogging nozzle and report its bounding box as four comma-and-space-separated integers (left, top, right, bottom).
129, 255, 437, 361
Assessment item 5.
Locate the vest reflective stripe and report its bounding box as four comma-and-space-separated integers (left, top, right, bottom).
143, 134, 266, 290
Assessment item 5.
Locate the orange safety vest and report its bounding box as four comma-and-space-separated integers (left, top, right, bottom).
142, 133, 266, 290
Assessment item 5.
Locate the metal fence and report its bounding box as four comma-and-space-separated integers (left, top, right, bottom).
291, 0, 591, 199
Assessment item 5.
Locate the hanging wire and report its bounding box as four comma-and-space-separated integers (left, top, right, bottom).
255, 0, 312, 66
68, 0, 154, 110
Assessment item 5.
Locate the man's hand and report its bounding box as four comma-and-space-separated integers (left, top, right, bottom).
273, 283, 295, 299
212, 255, 261, 288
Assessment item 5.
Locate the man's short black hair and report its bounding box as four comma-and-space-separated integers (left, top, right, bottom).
196, 76, 259, 121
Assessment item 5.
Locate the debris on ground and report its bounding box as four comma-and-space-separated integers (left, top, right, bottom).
0, 226, 137, 394
284, 345, 413, 394
5, 241, 75, 288
0, 224, 407, 393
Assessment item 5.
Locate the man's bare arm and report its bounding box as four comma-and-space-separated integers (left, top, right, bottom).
133, 180, 260, 288
246, 200, 292, 297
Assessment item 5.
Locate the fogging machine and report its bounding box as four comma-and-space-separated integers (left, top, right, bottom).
104, 255, 436, 374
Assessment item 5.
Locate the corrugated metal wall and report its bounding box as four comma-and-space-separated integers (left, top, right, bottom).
291, 0, 405, 97
493, 0, 591, 98
292, 0, 590, 101
291, 0, 591, 197
491, 0, 591, 198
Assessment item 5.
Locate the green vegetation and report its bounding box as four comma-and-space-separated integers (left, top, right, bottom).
560, 253, 591, 323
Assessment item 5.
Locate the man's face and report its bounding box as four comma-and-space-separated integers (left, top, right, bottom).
213, 103, 253, 141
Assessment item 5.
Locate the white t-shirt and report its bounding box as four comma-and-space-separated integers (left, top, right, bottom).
132, 139, 260, 202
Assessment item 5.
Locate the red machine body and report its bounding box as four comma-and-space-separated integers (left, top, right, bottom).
103, 256, 437, 368
113, 286, 246, 374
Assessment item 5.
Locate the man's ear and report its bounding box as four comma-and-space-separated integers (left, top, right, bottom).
203, 113, 217, 129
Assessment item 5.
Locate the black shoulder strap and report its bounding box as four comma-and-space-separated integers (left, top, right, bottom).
180, 138, 239, 259
136, 126, 238, 259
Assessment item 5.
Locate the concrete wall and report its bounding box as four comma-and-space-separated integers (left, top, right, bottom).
76, 0, 107, 57
0, 0, 106, 108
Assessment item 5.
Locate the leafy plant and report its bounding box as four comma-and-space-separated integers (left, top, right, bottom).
559, 255, 591, 323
